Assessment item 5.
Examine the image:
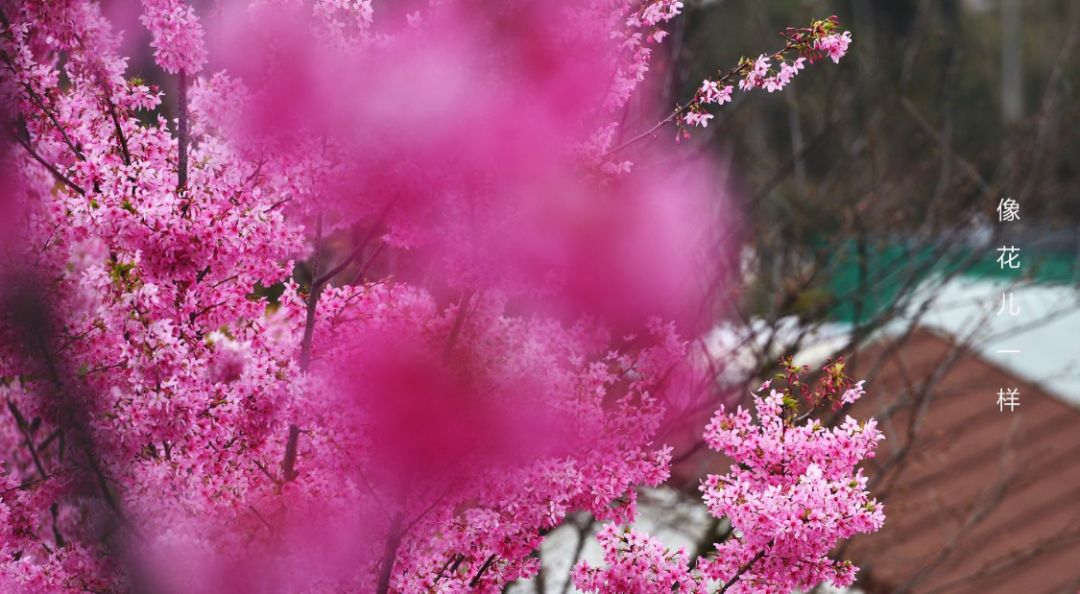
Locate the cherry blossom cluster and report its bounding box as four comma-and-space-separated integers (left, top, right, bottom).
681, 16, 851, 131
573, 524, 699, 594
619, 0, 687, 79
575, 361, 884, 594
696, 378, 885, 591
579, 0, 689, 172
1, 1, 297, 591
139, 0, 207, 74
815, 31, 853, 64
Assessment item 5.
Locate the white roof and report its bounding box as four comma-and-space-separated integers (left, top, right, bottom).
703, 277, 1080, 407
889, 277, 1080, 406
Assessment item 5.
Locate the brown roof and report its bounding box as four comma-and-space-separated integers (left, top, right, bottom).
847, 329, 1080, 594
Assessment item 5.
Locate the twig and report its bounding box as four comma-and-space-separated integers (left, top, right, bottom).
433, 553, 464, 585
252, 458, 281, 486
298, 216, 325, 370
9, 128, 85, 195
177, 70, 189, 192
443, 289, 476, 358
0, 46, 86, 162
560, 515, 596, 594
468, 554, 497, 587
7, 400, 48, 480
281, 424, 300, 482
605, 42, 795, 156
716, 549, 766, 594
313, 205, 391, 288
375, 512, 405, 594
95, 71, 133, 167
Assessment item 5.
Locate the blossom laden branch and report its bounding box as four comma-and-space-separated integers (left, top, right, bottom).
8, 125, 86, 195
574, 361, 884, 594
608, 15, 852, 155
680, 16, 851, 134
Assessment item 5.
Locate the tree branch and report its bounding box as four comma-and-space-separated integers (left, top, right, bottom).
177, 70, 189, 192
8, 127, 86, 195
376, 512, 404, 594
281, 424, 300, 482
716, 549, 766, 594
469, 554, 497, 588
443, 289, 476, 358
298, 216, 324, 371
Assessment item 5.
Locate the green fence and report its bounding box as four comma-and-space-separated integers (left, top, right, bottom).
823, 241, 1080, 324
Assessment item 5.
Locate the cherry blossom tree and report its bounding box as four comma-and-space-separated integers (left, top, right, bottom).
0, 1, 874, 593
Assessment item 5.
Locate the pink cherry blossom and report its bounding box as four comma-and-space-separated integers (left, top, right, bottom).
739, 54, 771, 91
139, 0, 207, 73
699, 80, 734, 105
764, 57, 806, 92
683, 110, 714, 128
815, 31, 853, 64
573, 524, 701, 594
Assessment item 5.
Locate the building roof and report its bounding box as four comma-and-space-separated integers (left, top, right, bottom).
847, 329, 1080, 594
